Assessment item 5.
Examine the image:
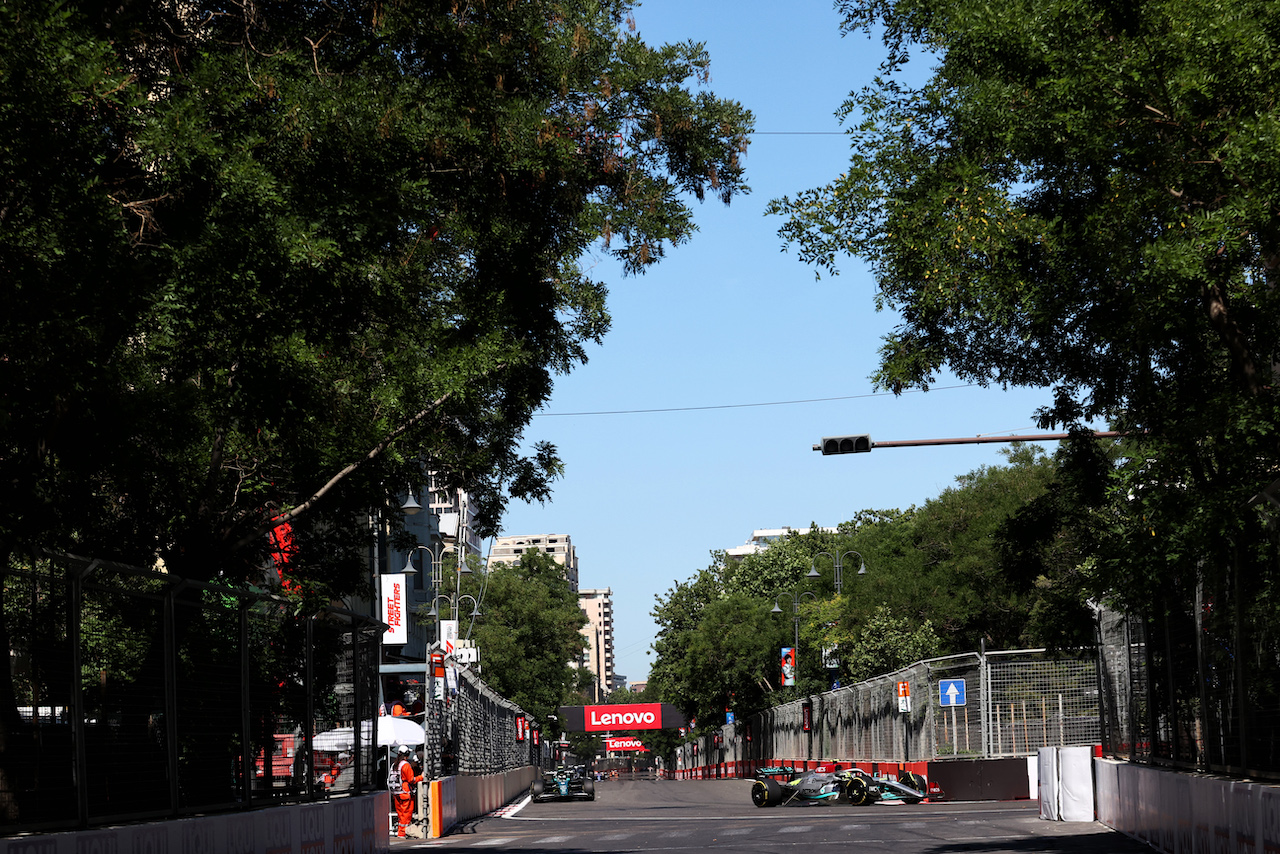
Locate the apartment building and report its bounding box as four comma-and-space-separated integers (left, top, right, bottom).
578, 587, 614, 701
486, 534, 579, 591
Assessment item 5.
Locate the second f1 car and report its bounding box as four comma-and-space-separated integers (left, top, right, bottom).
530, 767, 595, 802
750, 765, 933, 807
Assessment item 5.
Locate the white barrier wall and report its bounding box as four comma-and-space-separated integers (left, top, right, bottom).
1039, 746, 1094, 821
429, 766, 538, 839
1095, 758, 1280, 853
0, 792, 391, 854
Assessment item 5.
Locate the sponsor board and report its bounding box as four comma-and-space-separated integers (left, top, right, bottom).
586, 703, 659, 731
606, 737, 650, 752
556, 702, 686, 732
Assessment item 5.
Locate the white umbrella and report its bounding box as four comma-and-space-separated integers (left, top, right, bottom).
311, 726, 354, 751
360, 716, 425, 747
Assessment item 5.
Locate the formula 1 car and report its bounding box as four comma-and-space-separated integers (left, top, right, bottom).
529, 767, 595, 802
750, 765, 932, 807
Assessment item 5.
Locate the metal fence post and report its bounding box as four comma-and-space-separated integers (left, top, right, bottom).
979, 640, 989, 759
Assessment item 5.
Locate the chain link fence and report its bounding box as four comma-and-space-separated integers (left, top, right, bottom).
1096, 586, 1280, 779
680, 648, 1100, 771
3, 551, 384, 832
4, 551, 542, 835
414, 665, 539, 781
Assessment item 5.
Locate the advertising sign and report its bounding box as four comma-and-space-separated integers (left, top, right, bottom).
605, 737, 649, 752
897, 680, 912, 713
441, 620, 459, 656
381, 574, 407, 645
557, 703, 687, 732
582, 702, 661, 732
822, 645, 839, 669
781, 647, 796, 687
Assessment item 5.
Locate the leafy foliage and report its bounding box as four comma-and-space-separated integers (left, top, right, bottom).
768, 0, 1280, 628
648, 445, 1091, 725
0, 1, 753, 594
459, 551, 587, 726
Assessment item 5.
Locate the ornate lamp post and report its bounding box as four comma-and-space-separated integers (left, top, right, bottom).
770, 589, 817, 688
807, 550, 868, 594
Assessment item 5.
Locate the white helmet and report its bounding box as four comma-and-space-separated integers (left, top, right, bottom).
397, 745, 412, 755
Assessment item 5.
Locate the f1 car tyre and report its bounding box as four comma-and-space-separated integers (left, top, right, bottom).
530, 780, 545, 799
584, 779, 595, 801
751, 778, 782, 807
897, 771, 924, 804
844, 775, 872, 806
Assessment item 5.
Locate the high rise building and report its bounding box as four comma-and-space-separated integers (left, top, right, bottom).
486, 534, 579, 591
578, 588, 614, 701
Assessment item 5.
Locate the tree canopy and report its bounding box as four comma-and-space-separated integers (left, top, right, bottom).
1, 1, 753, 596
768, 0, 1280, 614
455, 551, 587, 727
648, 444, 1078, 727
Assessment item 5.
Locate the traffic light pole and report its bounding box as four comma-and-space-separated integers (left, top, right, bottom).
814, 431, 1128, 453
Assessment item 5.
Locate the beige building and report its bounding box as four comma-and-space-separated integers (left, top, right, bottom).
578, 587, 614, 701
486, 533, 579, 591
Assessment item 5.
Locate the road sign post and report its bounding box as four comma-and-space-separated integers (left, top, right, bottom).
939, 678, 967, 754
940, 678, 966, 706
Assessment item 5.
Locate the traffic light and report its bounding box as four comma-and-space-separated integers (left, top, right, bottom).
815, 435, 872, 455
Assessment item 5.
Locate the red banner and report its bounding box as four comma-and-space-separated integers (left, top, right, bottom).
605, 737, 649, 752
582, 702, 663, 732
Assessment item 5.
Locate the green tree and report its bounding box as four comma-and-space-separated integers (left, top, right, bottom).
722, 525, 842, 599
769, 0, 1280, 606
0, 0, 752, 819
1, 0, 752, 585
649, 445, 1082, 724
811, 604, 943, 684
459, 551, 587, 726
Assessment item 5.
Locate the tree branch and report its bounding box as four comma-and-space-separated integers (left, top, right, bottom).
232, 362, 507, 550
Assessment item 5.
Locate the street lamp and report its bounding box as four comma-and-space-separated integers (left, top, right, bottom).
402, 543, 441, 584
403, 544, 481, 641
807, 550, 867, 594
770, 589, 817, 688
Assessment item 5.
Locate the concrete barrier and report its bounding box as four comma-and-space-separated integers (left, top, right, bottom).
1095, 758, 1280, 853
1038, 746, 1094, 820
0, 791, 391, 854
428, 766, 538, 838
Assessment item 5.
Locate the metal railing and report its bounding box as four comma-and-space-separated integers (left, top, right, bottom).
677, 647, 1100, 772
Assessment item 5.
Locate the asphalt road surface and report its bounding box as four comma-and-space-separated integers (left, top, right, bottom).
391, 777, 1151, 853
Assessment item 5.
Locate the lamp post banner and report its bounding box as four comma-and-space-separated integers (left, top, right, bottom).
556, 703, 687, 732
381, 574, 407, 645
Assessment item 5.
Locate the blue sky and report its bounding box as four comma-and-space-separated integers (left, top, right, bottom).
497, 1, 1059, 684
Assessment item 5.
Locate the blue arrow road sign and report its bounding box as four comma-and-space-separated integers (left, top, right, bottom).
940, 679, 966, 707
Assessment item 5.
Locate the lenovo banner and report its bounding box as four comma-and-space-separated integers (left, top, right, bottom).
557, 702, 686, 732
605, 737, 649, 752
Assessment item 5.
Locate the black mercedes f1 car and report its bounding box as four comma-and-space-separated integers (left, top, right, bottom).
750, 765, 934, 807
